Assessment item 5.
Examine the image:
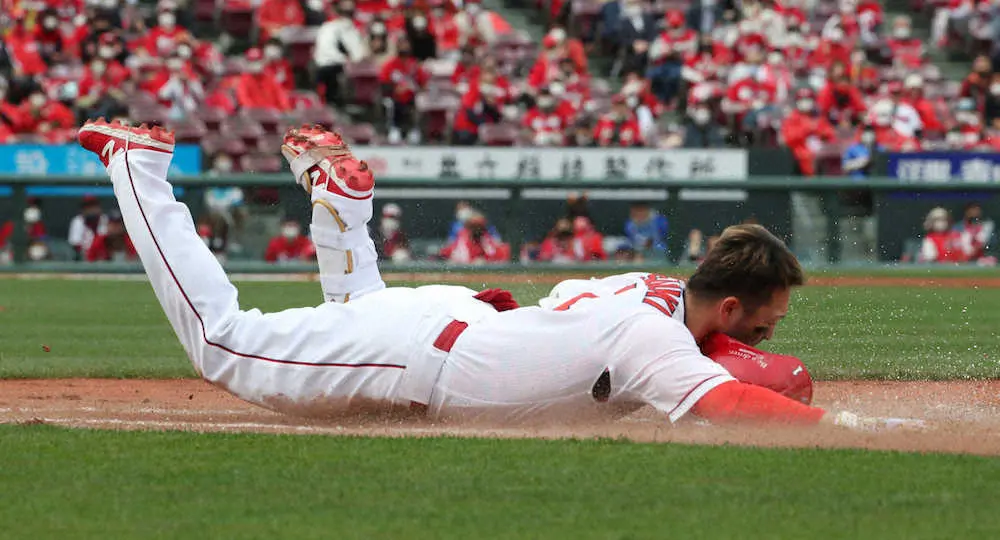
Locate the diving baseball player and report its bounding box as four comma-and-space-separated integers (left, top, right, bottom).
76, 119, 896, 431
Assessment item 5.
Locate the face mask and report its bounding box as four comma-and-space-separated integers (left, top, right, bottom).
159, 13, 176, 28
537, 97, 555, 109
456, 207, 475, 222
965, 132, 980, 145
167, 58, 184, 71
861, 130, 876, 145
767, 53, 783, 65
29, 94, 46, 108
991, 84, 1000, 96
381, 217, 400, 234
946, 131, 964, 145
281, 225, 300, 239
177, 44, 193, 59
24, 207, 41, 224
308, 0, 325, 9
91, 60, 107, 75
264, 46, 282, 60
932, 219, 948, 233
99, 45, 116, 59
214, 157, 233, 172
626, 96, 638, 109
43, 17, 58, 30
28, 244, 48, 261
247, 61, 264, 73
466, 3, 481, 15
893, 27, 910, 39
796, 99, 814, 113
692, 107, 711, 124
412, 16, 427, 30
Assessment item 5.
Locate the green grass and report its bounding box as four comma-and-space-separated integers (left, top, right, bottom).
1, 278, 999, 380
0, 425, 998, 540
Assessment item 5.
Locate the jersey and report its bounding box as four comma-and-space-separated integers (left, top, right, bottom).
539, 272, 687, 323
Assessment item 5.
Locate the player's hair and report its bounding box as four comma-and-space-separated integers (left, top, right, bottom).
687, 224, 804, 311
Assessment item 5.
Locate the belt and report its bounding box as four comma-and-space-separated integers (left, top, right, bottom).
409, 319, 469, 414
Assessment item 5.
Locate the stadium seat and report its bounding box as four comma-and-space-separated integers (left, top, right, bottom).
289, 90, 324, 110
417, 91, 461, 142
278, 26, 318, 72
239, 153, 284, 173
199, 107, 230, 132
479, 123, 520, 146
128, 106, 171, 126
242, 108, 284, 133
194, 0, 218, 22
570, 0, 602, 43
201, 133, 249, 159
338, 123, 377, 145
171, 118, 209, 143
221, 116, 265, 146
220, 4, 256, 38
344, 61, 382, 106
256, 133, 285, 155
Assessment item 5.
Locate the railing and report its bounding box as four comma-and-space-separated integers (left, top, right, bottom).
4, 174, 1000, 267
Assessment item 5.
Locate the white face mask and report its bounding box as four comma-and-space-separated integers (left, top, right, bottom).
861, 130, 876, 145
29, 94, 46, 108
990, 84, 1000, 96
796, 99, 814, 112
281, 225, 300, 239
932, 219, 949, 233
412, 16, 427, 30
893, 27, 911, 39
946, 131, 964, 145
43, 17, 58, 30
214, 157, 233, 172
692, 107, 711, 124
99, 45, 116, 59
381, 217, 400, 234
91, 60, 107, 75
166, 58, 184, 71
24, 206, 41, 224
247, 61, 263, 73
307, 0, 325, 10
537, 96, 555, 109
466, 3, 481, 15
456, 207, 475, 223
28, 244, 48, 261
264, 46, 282, 60
177, 44, 193, 59
159, 12, 176, 28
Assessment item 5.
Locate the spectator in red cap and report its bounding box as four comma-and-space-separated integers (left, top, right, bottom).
867, 98, 920, 151
594, 95, 644, 147
264, 218, 313, 263
235, 47, 292, 111
87, 211, 138, 263
817, 62, 867, 127
721, 70, 776, 140
143, 6, 186, 56
5, 17, 48, 77
647, 10, 696, 104
451, 46, 480, 91
522, 87, 575, 146
901, 74, 943, 134
258, 0, 306, 41
527, 29, 587, 94
379, 37, 428, 144
886, 15, 924, 69
781, 89, 837, 177
77, 51, 131, 119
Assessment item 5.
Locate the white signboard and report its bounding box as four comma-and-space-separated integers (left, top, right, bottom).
351, 147, 749, 181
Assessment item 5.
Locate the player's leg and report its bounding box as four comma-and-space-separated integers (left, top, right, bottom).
281, 126, 384, 303
76, 120, 416, 415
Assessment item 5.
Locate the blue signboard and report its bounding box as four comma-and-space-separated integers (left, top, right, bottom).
0, 144, 201, 177
888, 152, 1000, 184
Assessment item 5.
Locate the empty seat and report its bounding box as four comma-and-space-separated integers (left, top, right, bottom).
344, 61, 381, 106
256, 133, 285, 154
194, 0, 218, 22
289, 90, 324, 110
239, 153, 284, 173
479, 123, 520, 146
416, 91, 461, 142
171, 118, 209, 143
220, 4, 255, 37
338, 123, 377, 145
128, 106, 170, 126
201, 134, 248, 159
278, 26, 318, 71
220, 116, 265, 146
199, 106, 229, 131
242, 107, 284, 133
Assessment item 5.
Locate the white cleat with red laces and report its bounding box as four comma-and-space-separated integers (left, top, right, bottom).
77, 118, 175, 166
281, 124, 382, 303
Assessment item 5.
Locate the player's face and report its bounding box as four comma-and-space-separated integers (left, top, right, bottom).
721, 287, 790, 346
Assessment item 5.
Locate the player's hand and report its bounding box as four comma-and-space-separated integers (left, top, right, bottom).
823, 411, 928, 432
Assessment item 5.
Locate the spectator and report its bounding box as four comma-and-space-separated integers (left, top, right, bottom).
537, 217, 606, 263
615, 0, 657, 75
5, 16, 47, 77
448, 201, 499, 240
932, 0, 974, 48
565, 191, 591, 221
366, 20, 395, 67
379, 37, 427, 144
68, 195, 108, 259
886, 15, 924, 69
257, 0, 306, 41
86, 211, 137, 262
722, 71, 776, 141
148, 52, 204, 119
430, 0, 462, 58
453, 0, 511, 48
955, 202, 995, 262
960, 55, 992, 105
901, 74, 943, 134
647, 10, 697, 104
885, 80, 924, 141
23, 197, 47, 242
919, 207, 965, 263
143, 5, 186, 57
375, 203, 412, 262
176, 31, 223, 79
624, 201, 669, 260
984, 73, 1000, 130
13, 89, 75, 142
552, 57, 591, 112
264, 218, 313, 262
817, 62, 867, 127
303, 0, 333, 25
684, 91, 724, 148
77, 47, 130, 119
203, 185, 247, 254
452, 62, 509, 145
451, 46, 479, 92
842, 124, 879, 179
781, 89, 837, 177
263, 37, 294, 91
439, 213, 510, 264
235, 48, 291, 111
620, 70, 662, 139
406, 12, 437, 62
33, 8, 71, 66
314, 0, 368, 106
0, 220, 12, 265
808, 27, 852, 70
527, 31, 587, 94
950, 97, 983, 148
593, 95, 643, 147
869, 98, 920, 151
521, 87, 575, 146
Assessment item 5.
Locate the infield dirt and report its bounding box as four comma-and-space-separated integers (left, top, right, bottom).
2, 379, 999, 456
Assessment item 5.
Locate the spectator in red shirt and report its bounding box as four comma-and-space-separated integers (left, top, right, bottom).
521, 87, 575, 146
379, 37, 428, 144
960, 55, 993, 106
262, 37, 295, 91
264, 218, 313, 262
14, 90, 75, 142
919, 207, 966, 263
33, 8, 71, 65
87, 212, 138, 263
77, 54, 131, 119
452, 60, 510, 145
817, 62, 867, 127
594, 95, 644, 147
235, 47, 292, 111
451, 46, 479, 92
439, 213, 510, 264
537, 217, 606, 263
430, 0, 461, 56
5, 17, 48, 77
807, 28, 852, 70
375, 203, 412, 262
781, 89, 837, 177
258, 0, 306, 41
0, 80, 21, 134
886, 15, 924, 69
901, 74, 943, 134
143, 7, 186, 57
868, 98, 920, 151
722, 71, 776, 138
647, 10, 696, 104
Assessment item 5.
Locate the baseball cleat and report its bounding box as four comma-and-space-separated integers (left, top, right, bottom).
77, 118, 175, 167
281, 124, 374, 233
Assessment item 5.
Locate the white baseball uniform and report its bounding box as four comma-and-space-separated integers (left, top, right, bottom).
108, 147, 734, 424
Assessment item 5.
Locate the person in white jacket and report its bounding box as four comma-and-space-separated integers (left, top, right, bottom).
313, 1, 369, 105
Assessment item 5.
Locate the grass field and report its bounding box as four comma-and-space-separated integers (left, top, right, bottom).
1, 275, 1000, 539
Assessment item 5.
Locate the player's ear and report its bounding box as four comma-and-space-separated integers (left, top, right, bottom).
719, 296, 742, 325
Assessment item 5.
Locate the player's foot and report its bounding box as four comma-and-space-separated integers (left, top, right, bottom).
281, 124, 373, 232
77, 118, 175, 167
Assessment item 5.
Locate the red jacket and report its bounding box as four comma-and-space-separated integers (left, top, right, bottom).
79, 61, 131, 99
258, 0, 305, 39
650, 28, 698, 64
265, 59, 295, 91
264, 235, 312, 262
432, 13, 461, 53
807, 41, 851, 69
6, 25, 48, 76
32, 26, 71, 61
379, 56, 428, 104
781, 111, 836, 176
817, 82, 866, 123
14, 100, 75, 134
142, 26, 185, 55
902, 96, 943, 133
921, 231, 966, 263
235, 72, 291, 111
725, 77, 776, 114
887, 38, 923, 69
537, 231, 606, 262
527, 51, 587, 91
593, 113, 643, 147
86, 234, 138, 262
522, 102, 575, 145
439, 228, 510, 263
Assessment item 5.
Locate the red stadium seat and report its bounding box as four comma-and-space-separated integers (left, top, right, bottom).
242, 107, 284, 133
220, 4, 256, 38
289, 90, 324, 110
220, 116, 265, 146
171, 118, 209, 143
128, 106, 171, 126
201, 133, 249, 159
199, 107, 229, 132
570, 0, 602, 43
278, 26, 318, 72
194, 0, 219, 22
479, 123, 520, 146
344, 61, 381, 106
416, 91, 461, 142
338, 123, 377, 145
239, 153, 284, 173
256, 133, 285, 155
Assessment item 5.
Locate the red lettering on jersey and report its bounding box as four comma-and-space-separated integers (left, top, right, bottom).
641, 274, 684, 317
553, 292, 598, 311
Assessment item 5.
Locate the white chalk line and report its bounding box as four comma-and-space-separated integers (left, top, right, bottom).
0, 406, 256, 416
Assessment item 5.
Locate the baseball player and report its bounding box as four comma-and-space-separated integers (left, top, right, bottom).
76, 120, 897, 431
